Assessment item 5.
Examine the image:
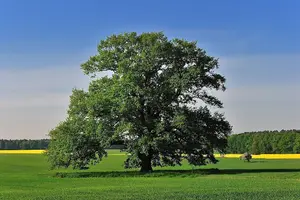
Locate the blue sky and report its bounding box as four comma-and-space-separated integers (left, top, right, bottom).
1, 0, 300, 138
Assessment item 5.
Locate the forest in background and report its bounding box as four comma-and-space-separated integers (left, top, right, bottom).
0, 139, 49, 150
227, 129, 300, 154
0, 139, 124, 150
1, 130, 300, 153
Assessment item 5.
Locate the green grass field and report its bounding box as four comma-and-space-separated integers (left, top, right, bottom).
1, 150, 300, 200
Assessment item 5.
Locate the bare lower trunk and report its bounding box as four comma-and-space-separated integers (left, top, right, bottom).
139, 153, 153, 173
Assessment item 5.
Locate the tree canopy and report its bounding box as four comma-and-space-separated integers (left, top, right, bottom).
47, 32, 232, 172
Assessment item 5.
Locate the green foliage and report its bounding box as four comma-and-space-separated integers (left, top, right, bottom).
47, 32, 231, 171
239, 152, 252, 162
46, 89, 107, 170
2, 153, 300, 199
227, 130, 300, 154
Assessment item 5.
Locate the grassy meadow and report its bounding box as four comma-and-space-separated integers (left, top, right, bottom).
1, 150, 300, 199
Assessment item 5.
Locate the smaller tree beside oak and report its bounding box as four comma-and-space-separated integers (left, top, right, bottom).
47, 32, 232, 172
239, 152, 252, 162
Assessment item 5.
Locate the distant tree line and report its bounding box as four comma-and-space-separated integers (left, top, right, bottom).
227, 129, 300, 154
2, 130, 300, 153
0, 139, 50, 150
0, 139, 125, 150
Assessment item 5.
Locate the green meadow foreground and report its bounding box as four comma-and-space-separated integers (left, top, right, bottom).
1, 150, 300, 200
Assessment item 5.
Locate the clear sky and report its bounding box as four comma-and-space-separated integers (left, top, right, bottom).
1, 0, 300, 139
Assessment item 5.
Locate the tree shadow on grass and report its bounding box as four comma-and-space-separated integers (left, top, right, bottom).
248, 160, 268, 163
54, 168, 300, 178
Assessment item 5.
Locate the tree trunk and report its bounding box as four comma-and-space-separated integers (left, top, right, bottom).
139, 154, 153, 173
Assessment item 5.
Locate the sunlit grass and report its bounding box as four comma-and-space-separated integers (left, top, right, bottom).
1, 151, 300, 199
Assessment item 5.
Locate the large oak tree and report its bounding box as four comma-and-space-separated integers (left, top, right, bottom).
47, 32, 232, 172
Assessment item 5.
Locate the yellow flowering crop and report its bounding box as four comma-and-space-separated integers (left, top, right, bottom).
0, 150, 45, 154
215, 154, 300, 159
1, 150, 300, 159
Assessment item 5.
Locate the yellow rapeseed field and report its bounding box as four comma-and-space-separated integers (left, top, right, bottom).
1, 150, 300, 159
0, 150, 45, 154
214, 154, 300, 159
